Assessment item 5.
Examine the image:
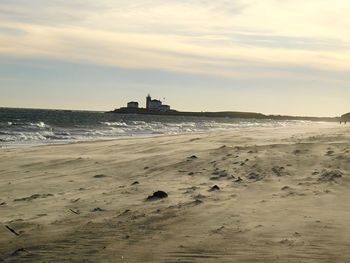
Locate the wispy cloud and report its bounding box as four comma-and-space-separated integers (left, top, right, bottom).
1, 0, 350, 81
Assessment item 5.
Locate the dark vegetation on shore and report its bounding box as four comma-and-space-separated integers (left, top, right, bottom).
110, 108, 342, 122
341, 113, 350, 121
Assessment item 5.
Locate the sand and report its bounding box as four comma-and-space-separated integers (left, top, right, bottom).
1, 123, 350, 262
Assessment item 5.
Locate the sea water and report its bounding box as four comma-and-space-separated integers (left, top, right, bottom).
0, 107, 316, 147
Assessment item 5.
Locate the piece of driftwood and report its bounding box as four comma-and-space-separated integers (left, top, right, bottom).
5, 225, 20, 236
69, 209, 80, 215
70, 198, 80, 203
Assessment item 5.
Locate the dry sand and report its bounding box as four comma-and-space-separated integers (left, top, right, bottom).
1, 123, 350, 262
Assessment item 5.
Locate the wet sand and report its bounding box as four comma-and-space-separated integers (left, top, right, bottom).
1, 123, 350, 262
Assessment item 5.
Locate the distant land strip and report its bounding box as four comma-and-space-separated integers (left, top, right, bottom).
109, 108, 342, 122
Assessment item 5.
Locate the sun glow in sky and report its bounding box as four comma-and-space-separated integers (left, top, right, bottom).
1, 0, 350, 116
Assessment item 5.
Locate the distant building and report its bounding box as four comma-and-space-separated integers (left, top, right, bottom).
146, 94, 170, 111
119, 94, 171, 112
149, 99, 162, 110
127, 101, 139, 108
160, 105, 170, 112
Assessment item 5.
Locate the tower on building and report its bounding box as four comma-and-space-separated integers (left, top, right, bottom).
146, 94, 151, 109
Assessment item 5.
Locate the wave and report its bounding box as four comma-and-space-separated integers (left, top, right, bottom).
30, 121, 50, 128
0, 108, 319, 147
100, 121, 128, 127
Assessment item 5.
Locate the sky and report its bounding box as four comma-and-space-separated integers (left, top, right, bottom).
1, 0, 350, 116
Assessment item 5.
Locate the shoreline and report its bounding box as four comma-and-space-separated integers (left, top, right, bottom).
0, 121, 337, 150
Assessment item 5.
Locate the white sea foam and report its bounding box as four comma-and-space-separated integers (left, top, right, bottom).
30, 121, 49, 128
101, 121, 128, 127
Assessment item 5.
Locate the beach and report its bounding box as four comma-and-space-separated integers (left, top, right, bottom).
1, 123, 350, 262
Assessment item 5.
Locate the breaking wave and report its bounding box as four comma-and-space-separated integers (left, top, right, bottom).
0, 108, 321, 147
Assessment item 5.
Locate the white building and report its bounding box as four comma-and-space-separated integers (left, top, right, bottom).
160, 105, 170, 112
127, 101, 139, 108
149, 99, 162, 110
146, 94, 170, 111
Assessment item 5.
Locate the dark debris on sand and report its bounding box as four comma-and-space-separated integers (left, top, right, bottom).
11, 248, 31, 257
14, 193, 53, 202
146, 191, 168, 201
212, 169, 228, 178
293, 149, 301, 155
91, 207, 105, 212
272, 166, 287, 177
235, 177, 243, 183
187, 155, 198, 160
93, 174, 107, 178
325, 150, 335, 156
247, 172, 262, 181
118, 209, 131, 217
209, 185, 221, 192
192, 199, 203, 205
318, 170, 343, 182
281, 186, 291, 191
5, 225, 20, 236
194, 194, 207, 199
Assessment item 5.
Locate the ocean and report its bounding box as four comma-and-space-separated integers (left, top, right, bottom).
0, 107, 315, 147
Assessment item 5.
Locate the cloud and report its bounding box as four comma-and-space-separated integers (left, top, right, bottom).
0, 0, 350, 82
